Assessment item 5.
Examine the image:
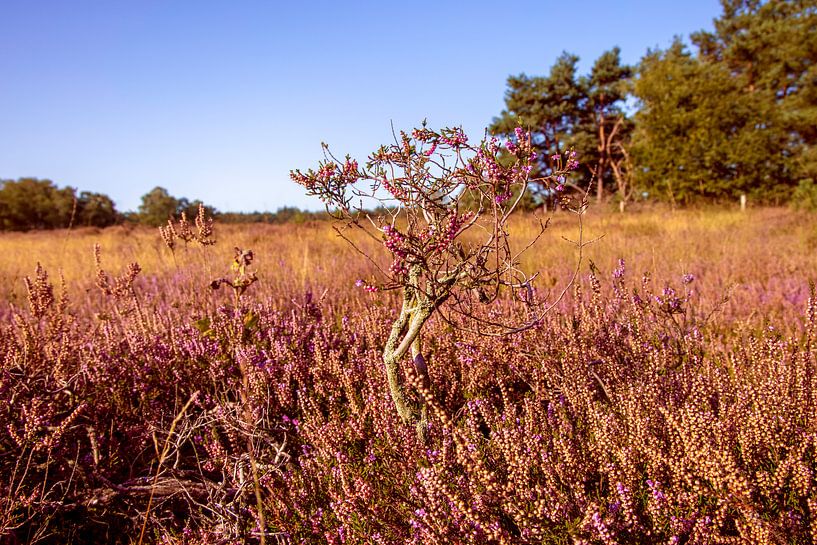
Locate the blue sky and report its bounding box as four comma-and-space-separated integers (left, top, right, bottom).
0, 1, 722, 213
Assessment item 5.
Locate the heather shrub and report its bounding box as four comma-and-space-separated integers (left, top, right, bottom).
1, 247, 817, 543
2, 201, 817, 542
291, 123, 580, 426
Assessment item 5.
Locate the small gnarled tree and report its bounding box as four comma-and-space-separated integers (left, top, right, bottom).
291, 123, 580, 424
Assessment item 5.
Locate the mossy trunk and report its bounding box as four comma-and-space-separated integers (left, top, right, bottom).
382, 265, 433, 425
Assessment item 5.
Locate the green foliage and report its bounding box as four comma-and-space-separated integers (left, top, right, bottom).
0, 178, 75, 230
791, 178, 817, 210
631, 40, 790, 205
632, 0, 815, 204
0, 178, 120, 230
216, 207, 330, 224
77, 191, 119, 227
137, 186, 216, 227
493, 1, 815, 206
492, 49, 633, 202
137, 186, 182, 227
695, 0, 817, 184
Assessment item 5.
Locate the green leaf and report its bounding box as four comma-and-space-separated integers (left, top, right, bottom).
193, 317, 210, 333
193, 317, 216, 338
243, 311, 259, 331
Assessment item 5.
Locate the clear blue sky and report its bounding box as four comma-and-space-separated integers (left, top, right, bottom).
0, 1, 722, 213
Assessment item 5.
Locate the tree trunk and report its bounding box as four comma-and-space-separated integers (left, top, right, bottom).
596, 112, 607, 204
382, 266, 433, 425
595, 161, 605, 204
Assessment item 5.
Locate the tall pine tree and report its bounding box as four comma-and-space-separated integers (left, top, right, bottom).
492, 50, 632, 203
631, 41, 784, 204
693, 0, 817, 184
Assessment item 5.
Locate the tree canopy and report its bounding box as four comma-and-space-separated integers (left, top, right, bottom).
493, 0, 817, 205
491, 49, 632, 204
631, 40, 788, 204
137, 186, 217, 227
0, 178, 120, 230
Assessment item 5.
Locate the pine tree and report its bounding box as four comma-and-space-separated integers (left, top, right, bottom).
693, 0, 817, 184
492, 50, 632, 204
632, 40, 788, 204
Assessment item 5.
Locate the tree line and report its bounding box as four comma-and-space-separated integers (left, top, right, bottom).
492, 0, 816, 206
2, 0, 814, 230
0, 180, 328, 231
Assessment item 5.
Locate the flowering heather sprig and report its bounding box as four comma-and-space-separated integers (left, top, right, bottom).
178, 211, 194, 240
354, 279, 379, 293
411, 128, 435, 142
290, 154, 361, 208
587, 507, 617, 545
381, 175, 408, 200
160, 205, 216, 253
432, 212, 474, 253
438, 127, 468, 147
94, 244, 142, 299
655, 285, 685, 314
506, 127, 535, 161
566, 150, 579, 171
24, 263, 54, 319
382, 224, 410, 270
44, 402, 86, 449
613, 258, 626, 280
195, 202, 216, 245
159, 223, 176, 251
614, 482, 640, 530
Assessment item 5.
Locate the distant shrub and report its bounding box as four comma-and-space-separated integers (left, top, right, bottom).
791, 178, 817, 211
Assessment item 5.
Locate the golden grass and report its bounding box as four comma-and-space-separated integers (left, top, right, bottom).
1, 207, 815, 327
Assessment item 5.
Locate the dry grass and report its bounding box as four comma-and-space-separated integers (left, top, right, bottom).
1, 206, 813, 326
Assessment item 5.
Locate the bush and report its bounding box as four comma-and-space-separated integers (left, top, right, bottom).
791, 178, 817, 211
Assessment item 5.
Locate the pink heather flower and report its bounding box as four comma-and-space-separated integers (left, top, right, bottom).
495, 192, 512, 205
317, 164, 336, 181
613, 259, 626, 279
355, 279, 364, 287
